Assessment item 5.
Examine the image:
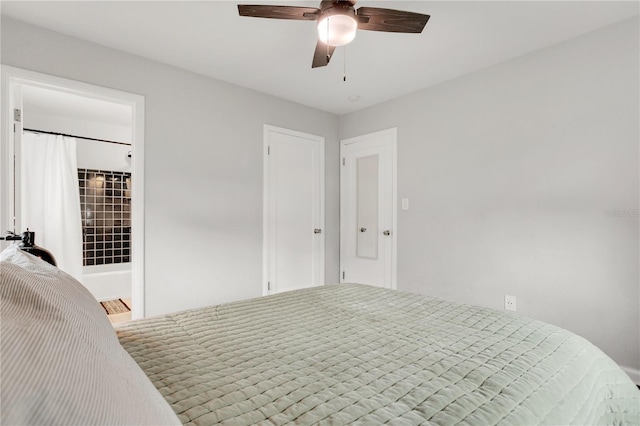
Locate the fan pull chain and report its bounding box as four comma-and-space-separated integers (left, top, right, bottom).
343, 45, 347, 82
326, 17, 330, 63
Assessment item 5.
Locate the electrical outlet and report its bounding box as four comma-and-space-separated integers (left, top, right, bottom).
504, 295, 517, 311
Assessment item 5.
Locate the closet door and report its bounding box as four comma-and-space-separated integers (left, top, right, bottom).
263, 125, 324, 294
340, 128, 397, 289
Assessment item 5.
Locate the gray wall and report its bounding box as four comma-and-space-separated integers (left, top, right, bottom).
340, 18, 639, 371
1, 16, 340, 316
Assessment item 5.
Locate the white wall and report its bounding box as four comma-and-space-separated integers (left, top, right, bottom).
25, 109, 132, 144
340, 18, 640, 372
76, 139, 131, 173
1, 16, 341, 316
24, 109, 132, 173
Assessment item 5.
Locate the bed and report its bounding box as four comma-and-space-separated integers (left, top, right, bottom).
1, 248, 639, 425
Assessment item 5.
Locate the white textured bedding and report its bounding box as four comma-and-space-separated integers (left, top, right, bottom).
117, 284, 639, 425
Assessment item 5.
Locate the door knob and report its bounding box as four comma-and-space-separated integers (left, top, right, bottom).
383, 230, 391, 236
314, 228, 322, 234
360, 227, 367, 233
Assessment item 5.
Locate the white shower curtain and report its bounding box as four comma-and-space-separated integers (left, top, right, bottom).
21, 132, 84, 282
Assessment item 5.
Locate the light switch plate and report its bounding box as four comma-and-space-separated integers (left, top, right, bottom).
401, 198, 409, 210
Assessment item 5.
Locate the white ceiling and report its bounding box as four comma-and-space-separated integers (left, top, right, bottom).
3, 1, 638, 115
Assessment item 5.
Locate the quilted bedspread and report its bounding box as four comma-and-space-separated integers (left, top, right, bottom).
117, 284, 639, 425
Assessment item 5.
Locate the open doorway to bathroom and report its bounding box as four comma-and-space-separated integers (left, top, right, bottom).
1, 66, 145, 320
24, 86, 133, 322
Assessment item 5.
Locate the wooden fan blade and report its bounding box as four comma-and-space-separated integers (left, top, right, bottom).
356, 7, 430, 33
312, 40, 336, 68
238, 5, 320, 20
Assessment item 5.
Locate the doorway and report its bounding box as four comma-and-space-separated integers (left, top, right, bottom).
340, 128, 397, 289
1, 66, 146, 319
263, 125, 325, 294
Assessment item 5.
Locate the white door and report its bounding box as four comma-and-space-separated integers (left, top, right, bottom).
264, 125, 324, 294
340, 128, 396, 288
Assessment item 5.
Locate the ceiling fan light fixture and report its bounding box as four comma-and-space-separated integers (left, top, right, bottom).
238, 2, 431, 68
317, 14, 357, 47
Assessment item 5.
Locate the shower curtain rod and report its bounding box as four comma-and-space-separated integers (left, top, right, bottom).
23, 128, 132, 146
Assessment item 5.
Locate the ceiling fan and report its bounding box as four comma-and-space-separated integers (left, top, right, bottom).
238, 1, 430, 68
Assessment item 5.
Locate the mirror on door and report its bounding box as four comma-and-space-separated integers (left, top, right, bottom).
356, 154, 379, 259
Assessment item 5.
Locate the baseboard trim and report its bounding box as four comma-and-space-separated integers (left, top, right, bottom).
621, 366, 640, 385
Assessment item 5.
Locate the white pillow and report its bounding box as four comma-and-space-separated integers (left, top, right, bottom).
0, 243, 58, 271
0, 260, 181, 425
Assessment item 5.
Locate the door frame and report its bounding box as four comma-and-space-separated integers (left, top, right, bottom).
262, 124, 325, 295
340, 127, 397, 289
0, 65, 146, 319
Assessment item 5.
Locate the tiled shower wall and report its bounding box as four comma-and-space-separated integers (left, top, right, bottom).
78, 169, 131, 266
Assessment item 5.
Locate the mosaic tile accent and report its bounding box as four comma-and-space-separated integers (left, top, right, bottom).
78, 169, 131, 266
